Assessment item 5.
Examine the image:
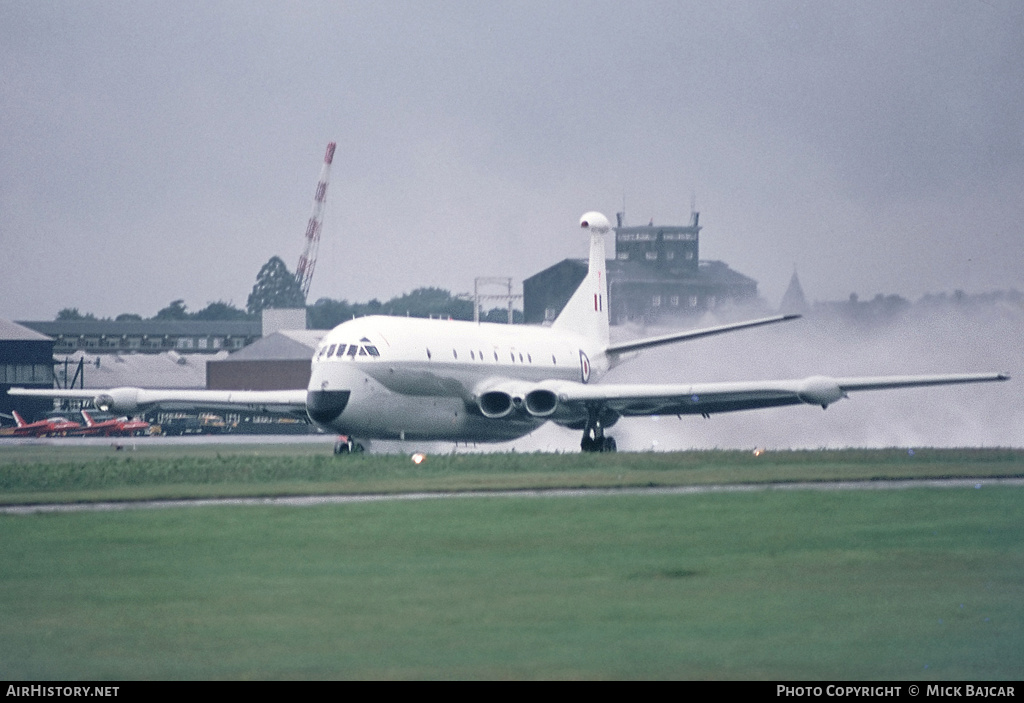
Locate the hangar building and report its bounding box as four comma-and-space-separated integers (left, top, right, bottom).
18, 319, 261, 355
0, 319, 55, 423
206, 329, 324, 391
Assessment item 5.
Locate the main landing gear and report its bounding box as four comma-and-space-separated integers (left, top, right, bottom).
581, 434, 617, 452
580, 412, 617, 453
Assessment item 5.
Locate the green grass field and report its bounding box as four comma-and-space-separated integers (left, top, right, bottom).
1, 444, 1022, 504
1, 446, 1022, 679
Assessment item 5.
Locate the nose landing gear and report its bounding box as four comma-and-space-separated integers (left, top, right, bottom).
333, 435, 366, 454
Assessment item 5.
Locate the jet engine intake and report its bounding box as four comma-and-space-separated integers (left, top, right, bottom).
477, 382, 590, 421
477, 381, 556, 419
524, 389, 558, 417
477, 390, 516, 419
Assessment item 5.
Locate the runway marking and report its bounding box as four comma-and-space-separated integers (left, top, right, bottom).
2, 477, 1023, 515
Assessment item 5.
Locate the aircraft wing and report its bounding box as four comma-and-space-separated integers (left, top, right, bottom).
7, 387, 309, 418
537, 372, 1010, 419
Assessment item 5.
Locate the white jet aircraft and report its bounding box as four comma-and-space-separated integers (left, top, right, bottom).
10, 212, 1009, 452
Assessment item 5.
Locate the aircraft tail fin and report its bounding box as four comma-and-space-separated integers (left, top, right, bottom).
81, 410, 96, 427
11, 410, 27, 428
551, 212, 611, 347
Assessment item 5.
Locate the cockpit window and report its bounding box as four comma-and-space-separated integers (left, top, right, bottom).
365, 345, 379, 357
347, 345, 358, 357
334, 344, 346, 357
358, 346, 367, 356
326, 344, 337, 358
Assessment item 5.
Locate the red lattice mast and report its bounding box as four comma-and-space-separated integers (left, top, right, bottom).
295, 141, 336, 300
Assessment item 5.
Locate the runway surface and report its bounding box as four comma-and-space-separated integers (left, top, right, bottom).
3, 476, 1023, 515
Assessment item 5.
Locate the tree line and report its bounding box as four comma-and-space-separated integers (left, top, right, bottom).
55, 256, 522, 329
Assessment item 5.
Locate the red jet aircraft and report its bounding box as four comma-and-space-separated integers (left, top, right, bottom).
79, 411, 150, 437
7, 411, 82, 437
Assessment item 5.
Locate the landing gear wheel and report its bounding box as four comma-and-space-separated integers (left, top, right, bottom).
333, 436, 364, 455
581, 434, 617, 453
580, 406, 618, 453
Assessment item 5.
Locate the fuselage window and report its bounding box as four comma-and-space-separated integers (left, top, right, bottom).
528, 354, 532, 363
365, 345, 379, 357
470, 350, 475, 360
519, 353, 523, 363
494, 351, 499, 362
510, 352, 515, 363
426, 348, 432, 360
552, 355, 557, 365
453, 349, 458, 360
334, 344, 346, 357
347, 345, 358, 357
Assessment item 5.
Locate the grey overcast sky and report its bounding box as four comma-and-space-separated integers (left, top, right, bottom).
2, 0, 1022, 321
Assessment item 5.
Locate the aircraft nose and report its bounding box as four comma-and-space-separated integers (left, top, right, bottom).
306, 390, 351, 425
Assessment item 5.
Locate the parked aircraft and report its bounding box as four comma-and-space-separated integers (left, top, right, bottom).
76, 411, 150, 437
9, 212, 1010, 452
4, 410, 82, 437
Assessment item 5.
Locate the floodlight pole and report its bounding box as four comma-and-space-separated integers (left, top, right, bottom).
473, 277, 523, 324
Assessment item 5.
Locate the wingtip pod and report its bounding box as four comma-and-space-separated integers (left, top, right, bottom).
92, 387, 142, 413
797, 376, 846, 408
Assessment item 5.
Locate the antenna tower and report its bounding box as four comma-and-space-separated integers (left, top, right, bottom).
295, 141, 336, 300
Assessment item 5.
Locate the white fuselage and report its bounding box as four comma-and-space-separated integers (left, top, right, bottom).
307, 315, 609, 441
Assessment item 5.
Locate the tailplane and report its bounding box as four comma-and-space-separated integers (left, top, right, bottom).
551, 212, 611, 347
